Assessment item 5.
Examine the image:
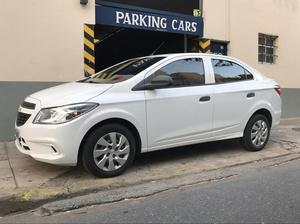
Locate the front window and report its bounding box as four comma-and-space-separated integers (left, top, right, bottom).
81, 57, 164, 84
151, 58, 206, 88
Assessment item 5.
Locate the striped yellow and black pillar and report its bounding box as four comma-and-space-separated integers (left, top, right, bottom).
84, 24, 95, 77
199, 39, 211, 54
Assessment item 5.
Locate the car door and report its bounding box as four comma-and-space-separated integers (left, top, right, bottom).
210, 58, 258, 138
144, 57, 214, 151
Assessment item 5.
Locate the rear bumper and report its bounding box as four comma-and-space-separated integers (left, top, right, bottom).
272, 110, 281, 129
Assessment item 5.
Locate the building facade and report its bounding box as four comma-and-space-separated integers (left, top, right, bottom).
0, 0, 299, 140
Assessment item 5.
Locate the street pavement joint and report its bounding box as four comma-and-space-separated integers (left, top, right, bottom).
5, 142, 19, 189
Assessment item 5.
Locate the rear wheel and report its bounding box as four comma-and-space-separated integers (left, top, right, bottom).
82, 123, 136, 178
241, 114, 271, 151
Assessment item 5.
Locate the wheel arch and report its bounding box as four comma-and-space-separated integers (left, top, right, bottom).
249, 108, 273, 127
78, 118, 142, 164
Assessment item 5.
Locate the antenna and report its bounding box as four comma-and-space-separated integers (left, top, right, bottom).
150, 41, 166, 55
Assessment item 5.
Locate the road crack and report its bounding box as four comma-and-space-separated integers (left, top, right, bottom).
271, 139, 300, 152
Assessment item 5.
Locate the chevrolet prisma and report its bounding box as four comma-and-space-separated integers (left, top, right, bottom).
15, 54, 281, 177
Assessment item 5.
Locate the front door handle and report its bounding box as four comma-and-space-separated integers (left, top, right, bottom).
247, 92, 255, 98
199, 96, 211, 102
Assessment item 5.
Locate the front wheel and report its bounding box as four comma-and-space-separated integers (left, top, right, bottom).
82, 123, 136, 178
241, 114, 271, 152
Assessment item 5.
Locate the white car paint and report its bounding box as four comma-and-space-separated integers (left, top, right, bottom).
15, 53, 282, 166
30, 82, 113, 108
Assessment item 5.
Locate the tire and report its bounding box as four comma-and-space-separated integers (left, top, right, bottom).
241, 114, 271, 152
82, 123, 136, 178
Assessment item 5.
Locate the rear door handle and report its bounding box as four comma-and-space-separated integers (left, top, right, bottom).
247, 92, 255, 98
199, 96, 211, 102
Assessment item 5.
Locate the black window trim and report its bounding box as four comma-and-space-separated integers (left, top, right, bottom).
132, 56, 208, 91
209, 57, 255, 85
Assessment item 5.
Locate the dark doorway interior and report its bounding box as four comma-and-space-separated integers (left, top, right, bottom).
211, 41, 228, 56
94, 25, 186, 72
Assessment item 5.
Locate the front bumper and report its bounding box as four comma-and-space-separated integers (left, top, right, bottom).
15, 97, 84, 166
15, 136, 71, 165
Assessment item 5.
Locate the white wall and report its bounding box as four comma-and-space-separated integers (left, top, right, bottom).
203, 0, 300, 88
0, 0, 95, 82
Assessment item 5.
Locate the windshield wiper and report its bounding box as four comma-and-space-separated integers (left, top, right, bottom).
77, 79, 98, 84
77, 77, 91, 83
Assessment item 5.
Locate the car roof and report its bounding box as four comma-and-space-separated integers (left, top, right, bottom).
143, 53, 265, 79
145, 53, 239, 62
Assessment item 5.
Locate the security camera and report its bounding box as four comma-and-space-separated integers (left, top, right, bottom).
80, 0, 88, 5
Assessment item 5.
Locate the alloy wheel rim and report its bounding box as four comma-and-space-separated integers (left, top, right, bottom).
251, 120, 269, 147
93, 132, 130, 171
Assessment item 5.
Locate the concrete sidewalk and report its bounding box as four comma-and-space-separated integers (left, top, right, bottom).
0, 118, 300, 215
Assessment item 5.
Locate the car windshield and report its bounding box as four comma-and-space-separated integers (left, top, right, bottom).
80, 57, 165, 84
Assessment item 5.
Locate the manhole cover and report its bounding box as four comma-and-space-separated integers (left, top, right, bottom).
292, 128, 300, 132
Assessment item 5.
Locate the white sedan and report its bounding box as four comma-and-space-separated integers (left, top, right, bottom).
15, 53, 282, 177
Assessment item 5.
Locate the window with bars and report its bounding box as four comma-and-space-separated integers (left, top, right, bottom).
258, 33, 278, 64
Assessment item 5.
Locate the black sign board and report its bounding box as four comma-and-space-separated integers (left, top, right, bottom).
96, 1, 203, 36
105, 0, 199, 15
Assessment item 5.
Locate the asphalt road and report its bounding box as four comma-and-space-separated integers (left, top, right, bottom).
3, 158, 300, 224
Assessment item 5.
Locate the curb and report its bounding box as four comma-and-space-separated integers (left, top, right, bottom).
0, 152, 299, 216
41, 173, 236, 215
40, 153, 300, 215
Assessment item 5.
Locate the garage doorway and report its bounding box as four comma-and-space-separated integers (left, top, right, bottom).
94, 25, 196, 72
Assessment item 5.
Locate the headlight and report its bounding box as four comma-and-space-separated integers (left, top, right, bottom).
34, 103, 98, 124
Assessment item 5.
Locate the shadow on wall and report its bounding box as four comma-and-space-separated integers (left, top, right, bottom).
0, 82, 299, 141
0, 82, 62, 141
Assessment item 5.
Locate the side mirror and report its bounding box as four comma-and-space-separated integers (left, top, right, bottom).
143, 75, 173, 90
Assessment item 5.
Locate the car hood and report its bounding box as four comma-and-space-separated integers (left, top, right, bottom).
29, 82, 113, 108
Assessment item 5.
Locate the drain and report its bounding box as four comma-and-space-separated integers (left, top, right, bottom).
292, 128, 300, 132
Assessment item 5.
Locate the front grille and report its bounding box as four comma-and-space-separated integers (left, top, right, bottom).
21, 101, 36, 110
16, 112, 31, 127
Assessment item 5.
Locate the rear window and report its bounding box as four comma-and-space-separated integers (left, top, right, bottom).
212, 59, 254, 84
80, 57, 164, 84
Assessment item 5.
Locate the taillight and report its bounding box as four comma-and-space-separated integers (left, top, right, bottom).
274, 86, 281, 96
